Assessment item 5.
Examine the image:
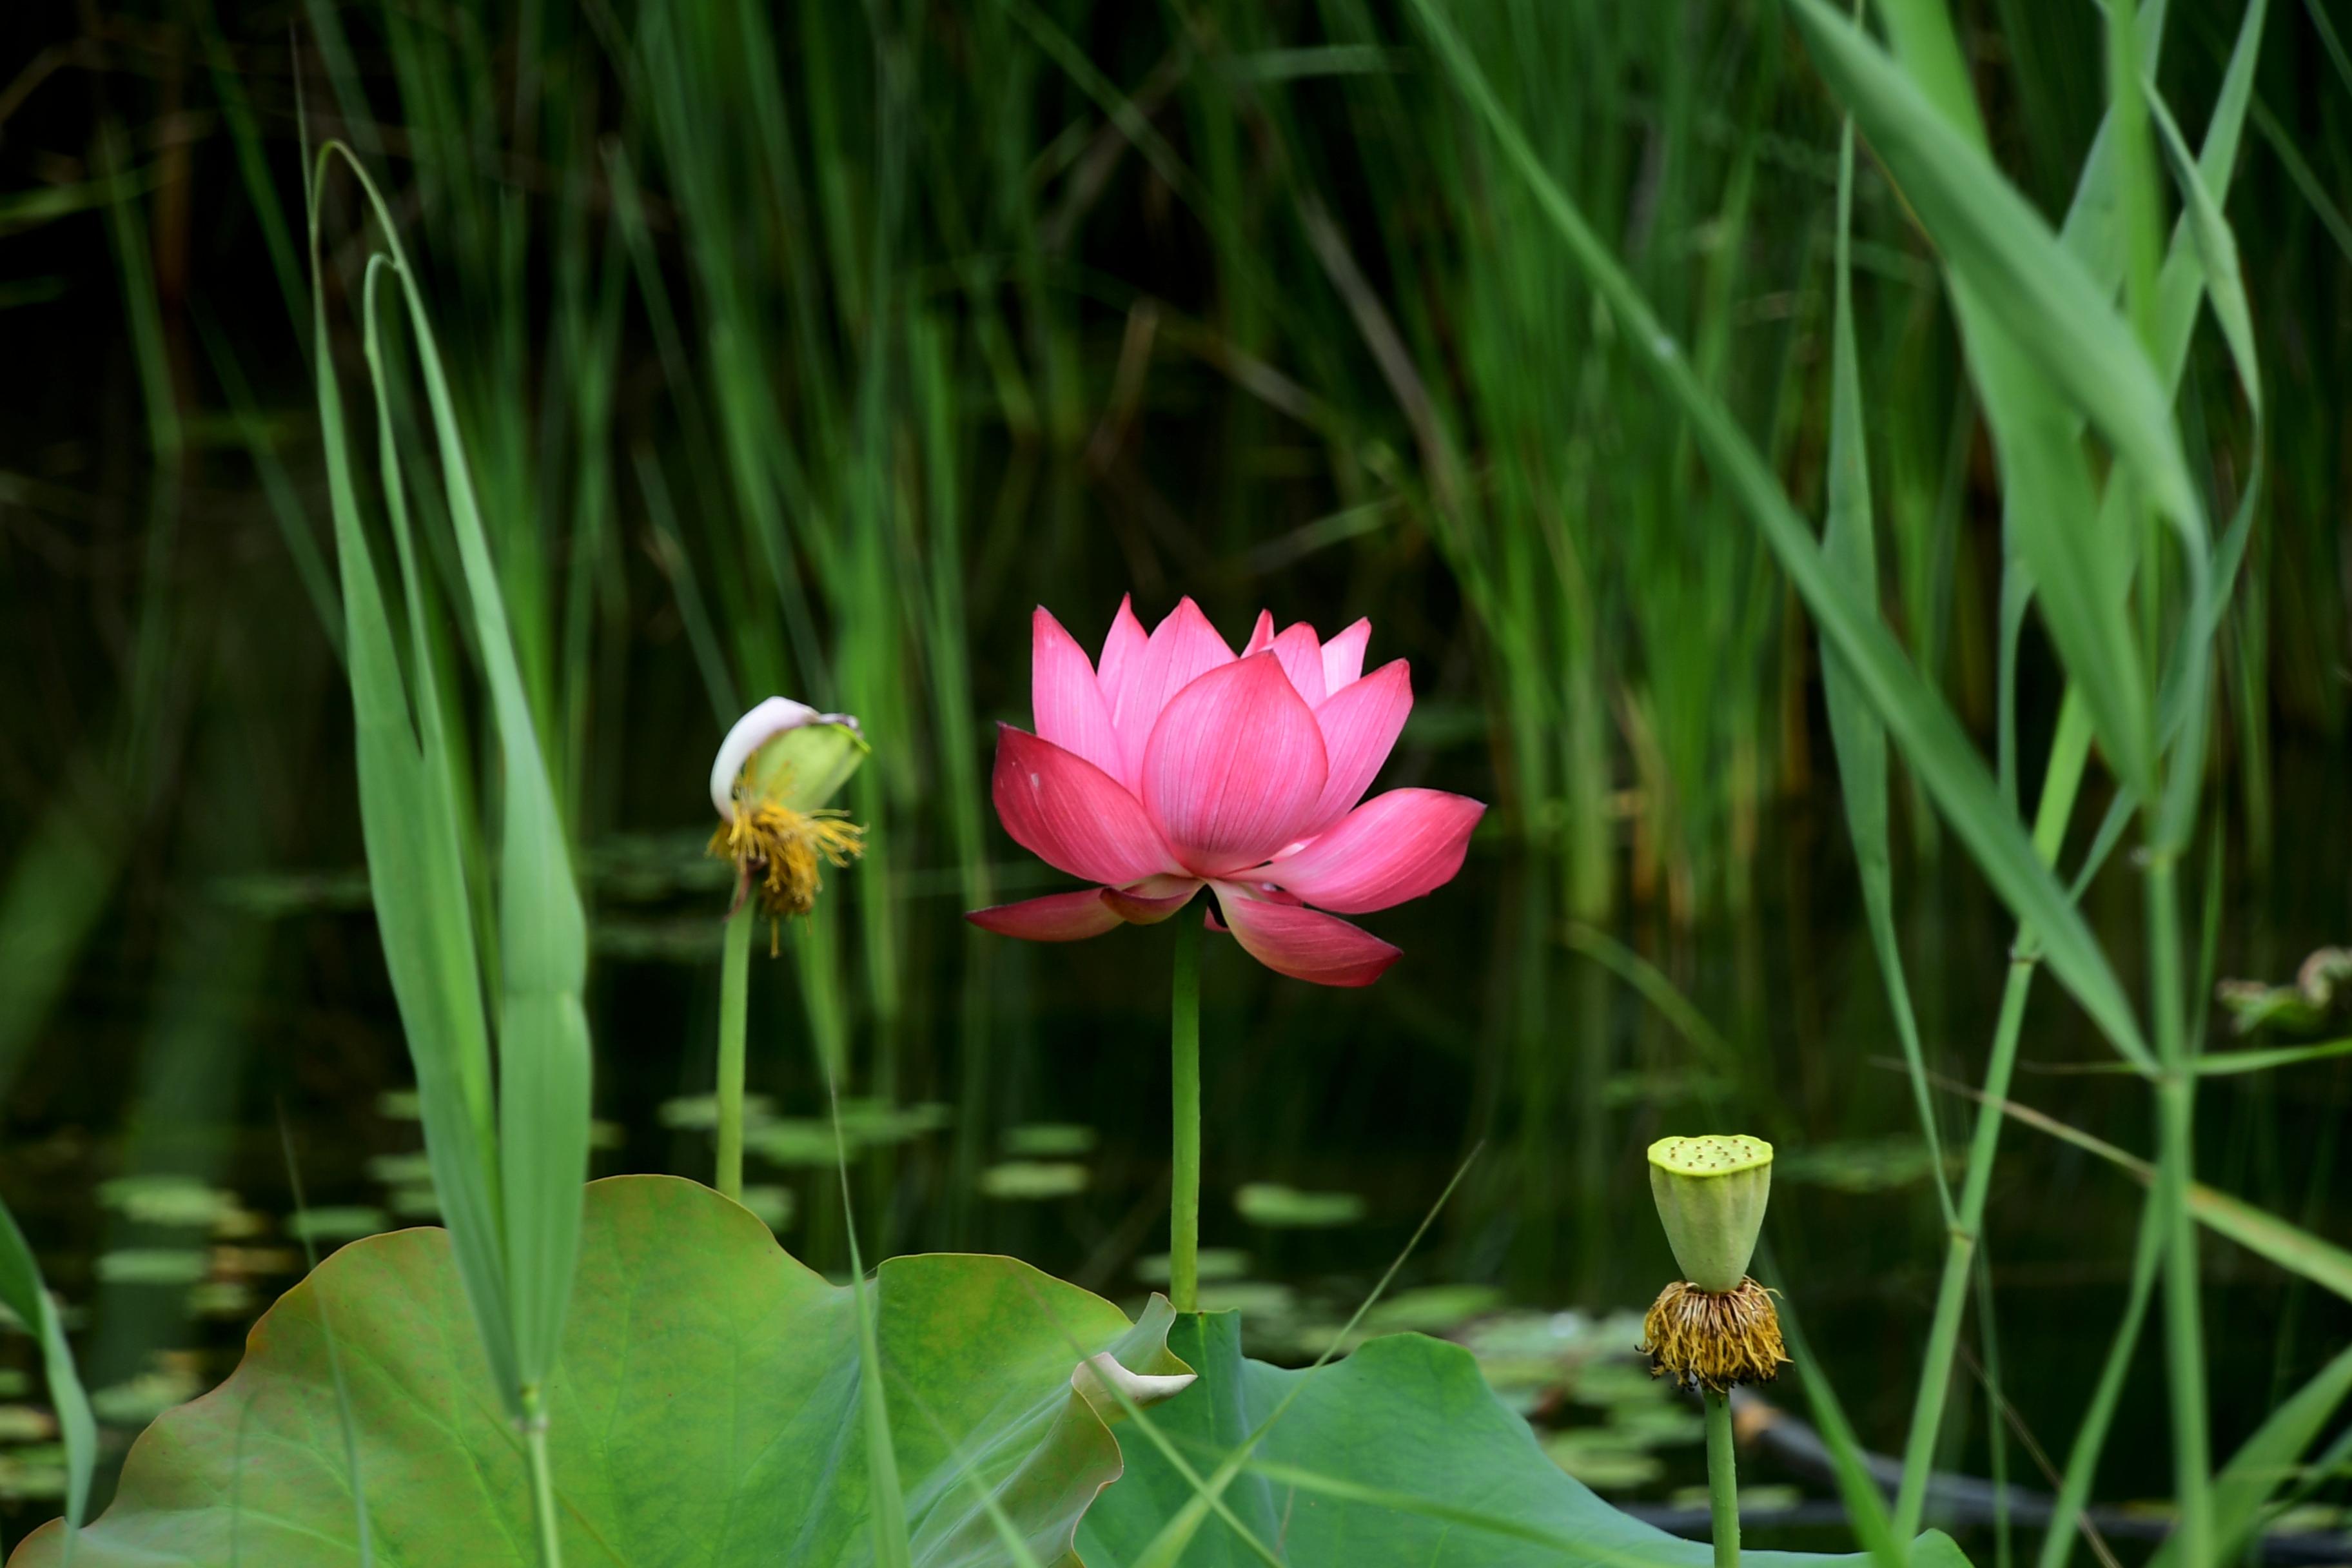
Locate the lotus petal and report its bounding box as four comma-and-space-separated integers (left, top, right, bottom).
1318, 618, 1371, 695
1309, 658, 1411, 830
1211, 887, 1401, 987
1270, 790, 1484, 913
1108, 598, 1235, 785
1142, 654, 1328, 877
992, 727, 1176, 885
1032, 607, 1125, 780
965, 889, 1123, 942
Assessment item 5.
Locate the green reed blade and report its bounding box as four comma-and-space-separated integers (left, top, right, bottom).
1820, 50, 1952, 1225
2035, 1190, 2164, 1568
309, 157, 516, 1406
1790, 0, 2183, 810
0, 1197, 94, 1540
1409, 0, 2152, 1067
347, 157, 594, 1402
2144, 1338, 2352, 1568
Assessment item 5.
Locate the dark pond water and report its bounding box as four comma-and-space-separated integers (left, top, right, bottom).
3, 713, 2346, 1558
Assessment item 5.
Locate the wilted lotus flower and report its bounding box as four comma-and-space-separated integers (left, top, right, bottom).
1639, 1134, 1789, 1393
967, 597, 1485, 986
708, 698, 868, 944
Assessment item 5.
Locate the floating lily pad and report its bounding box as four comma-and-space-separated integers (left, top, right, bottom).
0, 1407, 55, 1443
93, 1250, 207, 1287
1197, 1282, 1297, 1319
1234, 1182, 1366, 1228
1545, 1428, 1666, 1490
1006, 1123, 1098, 1157
387, 1184, 442, 1219
285, 1206, 387, 1242
89, 1362, 202, 1426
1671, 1483, 1802, 1514
1774, 1138, 1947, 1193
743, 1101, 952, 1166
364, 1152, 435, 1186
1362, 1283, 1505, 1335
186, 1281, 256, 1320
96, 1177, 240, 1230
1077, 1312, 1971, 1568
737, 1183, 796, 1230
1135, 1248, 1251, 1284
658, 1092, 776, 1130
1608, 1398, 1706, 1446
0, 1451, 66, 1501
981, 1160, 1090, 1199
13, 1175, 1190, 1567
1573, 1358, 1674, 1408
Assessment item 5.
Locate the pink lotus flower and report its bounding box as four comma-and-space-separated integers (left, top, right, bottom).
967, 596, 1485, 986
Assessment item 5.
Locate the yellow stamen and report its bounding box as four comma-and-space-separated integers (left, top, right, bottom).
707, 797, 865, 951
1640, 1277, 1789, 1393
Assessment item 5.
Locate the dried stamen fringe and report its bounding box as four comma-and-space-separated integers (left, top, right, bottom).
1640, 1277, 1788, 1393
708, 799, 865, 949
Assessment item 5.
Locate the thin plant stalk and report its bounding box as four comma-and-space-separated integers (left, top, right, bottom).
521, 1387, 564, 1567
1892, 952, 2034, 1536
2035, 1191, 2164, 1568
1705, 1389, 1740, 1568
1892, 699, 2093, 1538
715, 900, 755, 1202
1170, 911, 1202, 1314
2147, 855, 2211, 1567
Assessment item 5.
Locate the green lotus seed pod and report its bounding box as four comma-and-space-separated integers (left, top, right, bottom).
1647, 1134, 1773, 1293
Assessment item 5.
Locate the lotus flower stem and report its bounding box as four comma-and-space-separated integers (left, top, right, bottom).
1640, 1132, 1784, 1568
1170, 909, 1202, 1313
715, 899, 755, 1202
705, 698, 868, 1207
1705, 1389, 1739, 1568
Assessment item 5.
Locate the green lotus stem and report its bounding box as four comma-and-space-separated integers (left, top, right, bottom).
716, 899, 754, 1202
1170, 912, 1201, 1314
1705, 1388, 1739, 1568
521, 1386, 565, 1567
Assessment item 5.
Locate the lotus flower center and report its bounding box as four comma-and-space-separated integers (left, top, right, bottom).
709, 792, 865, 947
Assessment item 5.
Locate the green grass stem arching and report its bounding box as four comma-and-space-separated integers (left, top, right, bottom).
1406, 0, 2150, 1068
0, 1196, 94, 1548
309, 141, 595, 1563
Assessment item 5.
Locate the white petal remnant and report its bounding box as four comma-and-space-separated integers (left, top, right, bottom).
707, 698, 870, 941
1070, 1351, 1196, 1420
710, 697, 847, 820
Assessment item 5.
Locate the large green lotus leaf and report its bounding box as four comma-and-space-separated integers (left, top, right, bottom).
1077, 1314, 1971, 1568
13, 1175, 1187, 1567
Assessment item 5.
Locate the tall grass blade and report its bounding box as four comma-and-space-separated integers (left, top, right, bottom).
1790, 0, 2180, 809
1407, 0, 2153, 1066
2034, 1195, 2164, 1568
0, 1196, 94, 1545
308, 150, 516, 1404
2144, 1338, 2352, 1568
1819, 57, 1951, 1222
1965, 1086, 2352, 1302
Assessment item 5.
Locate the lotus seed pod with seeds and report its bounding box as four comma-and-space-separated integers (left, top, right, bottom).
1647, 1134, 1773, 1293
